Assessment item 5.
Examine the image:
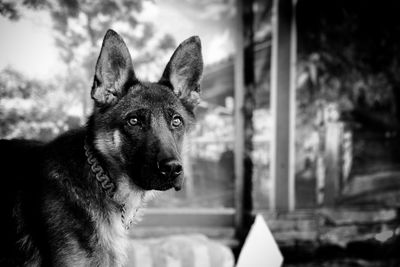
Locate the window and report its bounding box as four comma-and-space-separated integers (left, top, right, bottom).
135, 1, 238, 247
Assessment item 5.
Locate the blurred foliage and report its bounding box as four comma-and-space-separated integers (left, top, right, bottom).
0, 0, 48, 20
0, 0, 177, 140
47, 0, 177, 115
0, 68, 80, 140
0, 1, 19, 20
48, 0, 176, 69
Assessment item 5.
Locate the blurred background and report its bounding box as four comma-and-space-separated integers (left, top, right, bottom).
1, 0, 400, 266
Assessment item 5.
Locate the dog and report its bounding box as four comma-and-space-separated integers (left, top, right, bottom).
0, 29, 203, 266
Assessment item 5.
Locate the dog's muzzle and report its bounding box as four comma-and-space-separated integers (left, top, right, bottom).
158, 159, 184, 191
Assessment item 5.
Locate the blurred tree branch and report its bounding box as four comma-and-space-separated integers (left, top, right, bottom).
0, 0, 177, 117
0, 67, 79, 140
0, 0, 48, 20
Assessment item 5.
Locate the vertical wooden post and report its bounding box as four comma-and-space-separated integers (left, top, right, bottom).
234, 0, 255, 241
234, 0, 245, 236
270, 0, 297, 211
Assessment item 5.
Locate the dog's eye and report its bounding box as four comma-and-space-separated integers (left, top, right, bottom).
171, 116, 183, 128
127, 117, 138, 126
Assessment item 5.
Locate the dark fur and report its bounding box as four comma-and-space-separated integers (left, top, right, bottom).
0, 30, 202, 266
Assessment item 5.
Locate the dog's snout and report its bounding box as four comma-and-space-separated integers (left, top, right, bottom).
158, 159, 183, 178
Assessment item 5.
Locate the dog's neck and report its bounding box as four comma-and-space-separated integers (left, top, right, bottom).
84, 137, 143, 230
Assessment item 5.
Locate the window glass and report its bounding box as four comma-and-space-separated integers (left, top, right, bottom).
252, 0, 272, 210
135, 0, 237, 208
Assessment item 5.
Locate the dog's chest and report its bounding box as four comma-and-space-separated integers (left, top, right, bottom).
97, 213, 131, 267
93, 186, 156, 266
96, 192, 150, 266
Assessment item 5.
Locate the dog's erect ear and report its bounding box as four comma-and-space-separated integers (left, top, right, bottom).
159, 36, 203, 109
91, 29, 136, 107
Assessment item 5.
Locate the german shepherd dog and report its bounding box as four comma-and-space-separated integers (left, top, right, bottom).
0, 30, 203, 266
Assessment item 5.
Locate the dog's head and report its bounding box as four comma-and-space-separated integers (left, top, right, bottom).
89, 30, 202, 192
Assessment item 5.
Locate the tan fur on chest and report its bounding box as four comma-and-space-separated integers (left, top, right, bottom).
97, 213, 130, 267
96, 189, 156, 267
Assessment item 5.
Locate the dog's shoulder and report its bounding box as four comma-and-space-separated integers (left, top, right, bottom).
0, 139, 46, 265
0, 127, 87, 183
0, 138, 45, 190
0, 138, 44, 163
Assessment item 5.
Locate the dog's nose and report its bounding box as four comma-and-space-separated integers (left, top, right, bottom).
158, 159, 183, 179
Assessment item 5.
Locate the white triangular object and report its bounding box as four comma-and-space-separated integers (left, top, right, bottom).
236, 214, 283, 267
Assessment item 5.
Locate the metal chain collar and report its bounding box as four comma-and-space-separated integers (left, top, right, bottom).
84, 137, 132, 230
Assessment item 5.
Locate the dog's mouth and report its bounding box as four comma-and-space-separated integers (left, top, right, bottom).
153, 174, 184, 191
153, 183, 180, 191
131, 171, 184, 192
